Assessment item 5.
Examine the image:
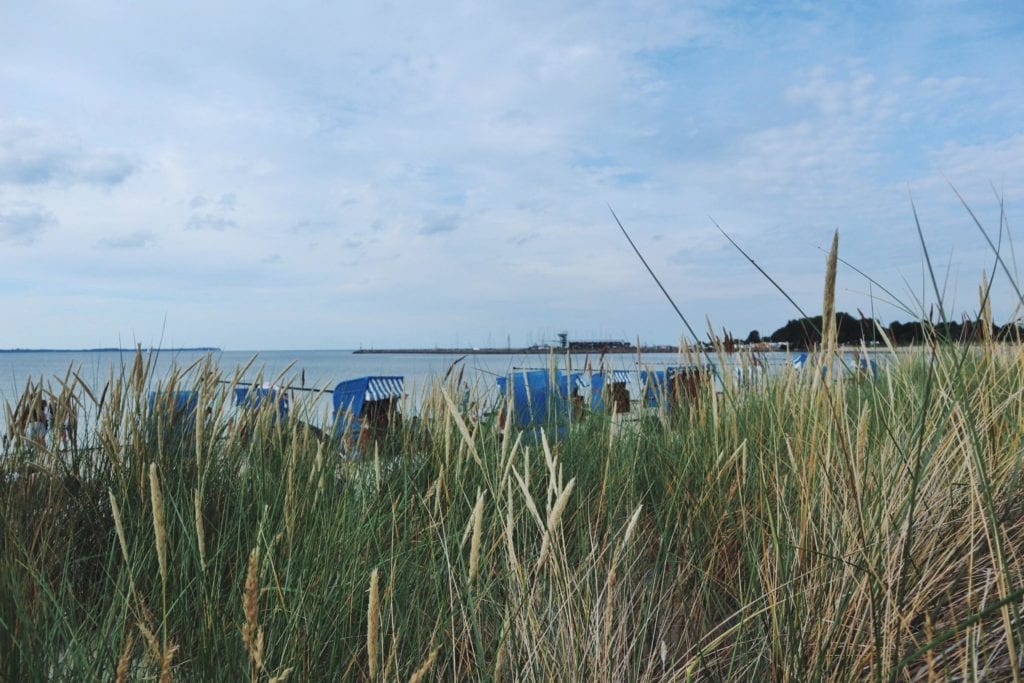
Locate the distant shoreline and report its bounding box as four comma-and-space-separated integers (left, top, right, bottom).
354, 345, 683, 355
0, 347, 221, 353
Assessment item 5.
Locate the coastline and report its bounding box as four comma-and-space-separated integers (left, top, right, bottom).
352, 345, 681, 355
0, 347, 221, 353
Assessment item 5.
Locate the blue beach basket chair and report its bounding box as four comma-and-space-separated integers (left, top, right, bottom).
147, 390, 198, 418
496, 369, 580, 432
640, 365, 712, 409
639, 369, 672, 408
147, 390, 200, 436
234, 385, 290, 420
332, 376, 404, 442
590, 370, 632, 413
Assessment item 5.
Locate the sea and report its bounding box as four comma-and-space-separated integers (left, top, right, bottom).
0, 348, 799, 433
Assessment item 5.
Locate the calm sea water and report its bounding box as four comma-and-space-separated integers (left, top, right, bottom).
0, 348, 798, 432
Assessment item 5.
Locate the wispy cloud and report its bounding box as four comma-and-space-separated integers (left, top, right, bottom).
507, 231, 539, 246
292, 219, 336, 234
187, 215, 238, 231
0, 202, 56, 244
95, 230, 157, 249
186, 193, 239, 231
419, 213, 460, 236
0, 120, 135, 187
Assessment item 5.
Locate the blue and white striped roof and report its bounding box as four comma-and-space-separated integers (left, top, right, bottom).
589, 370, 633, 387
365, 377, 404, 401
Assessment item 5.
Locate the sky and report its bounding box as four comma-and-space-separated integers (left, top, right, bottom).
1, 1, 1022, 350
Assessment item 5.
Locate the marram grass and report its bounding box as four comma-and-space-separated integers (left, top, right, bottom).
2, 342, 1024, 681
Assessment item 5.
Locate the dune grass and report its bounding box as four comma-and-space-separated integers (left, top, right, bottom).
5, 199, 1024, 680
1, 332, 1023, 681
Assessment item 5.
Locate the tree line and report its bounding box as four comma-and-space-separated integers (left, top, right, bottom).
742, 311, 1024, 350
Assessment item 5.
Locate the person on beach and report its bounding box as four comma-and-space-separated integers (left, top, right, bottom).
59, 398, 78, 450
28, 398, 49, 446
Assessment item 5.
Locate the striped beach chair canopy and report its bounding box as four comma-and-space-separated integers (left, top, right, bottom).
589, 369, 633, 410
366, 377, 405, 401
609, 370, 632, 383
333, 376, 404, 419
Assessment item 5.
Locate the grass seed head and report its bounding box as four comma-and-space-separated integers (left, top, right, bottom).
367, 567, 380, 680
115, 633, 134, 683
109, 489, 129, 564
469, 489, 485, 584
409, 645, 441, 683
149, 463, 167, 585
242, 546, 263, 671
193, 489, 207, 572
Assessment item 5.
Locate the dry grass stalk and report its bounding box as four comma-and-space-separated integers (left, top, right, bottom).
505, 480, 521, 584
367, 567, 380, 680
499, 431, 522, 493
115, 633, 134, 683
314, 441, 325, 503
432, 464, 445, 516
603, 565, 617, 669
268, 666, 295, 683
242, 546, 264, 675
408, 644, 441, 683
285, 439, 296, 545
604, 503, 645, 656
109, 489, 129, 564
159, 641, 178, 683
149, 463, 167, 586
193, 489, 207, 573
980, 271, 994, 344
469, 489, 485, 584
136, 617, 160, 664
620, 504, 643, 552
441, 387, 482, 467
855, 404, 870, 464
374, 441, 382, 495
492, 640, 505, 682
537, 478, 575, 572
382, 634, 398, 683
821, 230, 839, 360
512, 467, 543, 530
498, 397, 513, 462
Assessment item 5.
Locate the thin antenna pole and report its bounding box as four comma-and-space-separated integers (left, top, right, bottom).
609, 206, 719, 374
609, 206, 701, 347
